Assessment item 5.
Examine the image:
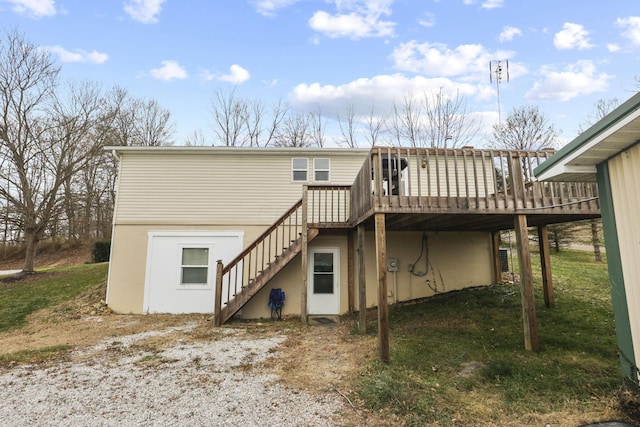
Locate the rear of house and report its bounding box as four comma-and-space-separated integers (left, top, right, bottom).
106, 146, 495, 319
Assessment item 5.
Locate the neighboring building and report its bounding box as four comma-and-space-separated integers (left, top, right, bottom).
535, 91, 640, 388
107, 145, 599, 359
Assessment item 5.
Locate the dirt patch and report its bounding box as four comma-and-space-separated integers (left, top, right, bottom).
0, 241, 92, 271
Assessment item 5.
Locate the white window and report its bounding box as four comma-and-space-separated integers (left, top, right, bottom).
181, 247, 209, 285
314, 158, 330, 182
292, 158, 308, 181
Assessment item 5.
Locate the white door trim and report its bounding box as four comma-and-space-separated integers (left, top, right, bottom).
307, 247, 340, 315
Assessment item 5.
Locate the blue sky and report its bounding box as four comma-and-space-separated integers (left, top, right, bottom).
1, 0, 639, 146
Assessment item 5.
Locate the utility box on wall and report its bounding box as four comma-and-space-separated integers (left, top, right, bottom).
387, 257, 399, 272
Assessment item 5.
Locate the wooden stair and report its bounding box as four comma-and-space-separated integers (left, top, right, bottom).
216, 228, 318, 325
214, 199, 320, 325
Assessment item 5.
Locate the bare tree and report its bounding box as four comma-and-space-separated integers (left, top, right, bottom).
106, 87, 174, 147
211, 87, 248, 146
0, 32, 118, 273
491, 105, 558, 151
578, 98, 619, 133
491, 105, 558, 180
337, 103, 359, 148
244, 98, 265, 147
263, 99, 289, 147
184, 129, 208, 146
132, 98, 174, 146
274, 113, 313, 147
309, 107, 327, 147
388, 93, 425, 147
364, 105, 387, 147
423, 88, 480, 148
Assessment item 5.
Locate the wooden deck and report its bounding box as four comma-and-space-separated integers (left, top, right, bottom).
347, 146, 600, 231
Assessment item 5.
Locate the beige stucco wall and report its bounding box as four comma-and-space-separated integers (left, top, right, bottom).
230, 230, 493, 319
608, 142, 640, 367
107, 224, 269, 313
108, 224, 494, 317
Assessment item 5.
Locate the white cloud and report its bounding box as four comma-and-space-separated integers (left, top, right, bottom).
47, 46, 108, 64
252, 0, 300, 17
197, 65, 251, 84
309, 0, 396, 40
5, 0, 55, 18
198, 69, 216, 82
149, 60, 188, 81
463, 0, 504, 9
418, 12, 435, 28
499, 26, 522, 42
616, 16, 640, 47
289, 73, 494, 116
390, 41, 525, 82
481, 0, 504, 9
123, 0, 165, 24
607, 43, 621, 52
553, 22, 593, 50
219, 64, 251, 84
525, 60, 611, 102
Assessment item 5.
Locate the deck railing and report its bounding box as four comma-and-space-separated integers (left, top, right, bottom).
218, 200, 304, 312
307, 185, 351, 227
350, 146, 600, 224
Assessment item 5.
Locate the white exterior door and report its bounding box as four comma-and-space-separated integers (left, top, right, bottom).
307, 248, 340, 315
144, 231, 243, 314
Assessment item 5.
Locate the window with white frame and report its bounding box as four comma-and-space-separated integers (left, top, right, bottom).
292, 158, 308, 181
313, 158, 330, 182
180, 247, 209, 285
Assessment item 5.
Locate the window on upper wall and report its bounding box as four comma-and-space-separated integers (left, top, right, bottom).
292, 158, 308, 181
314, 158, 330, 182
181, 247, 209, 285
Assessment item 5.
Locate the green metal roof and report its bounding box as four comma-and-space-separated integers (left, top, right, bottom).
534, 91, 640, 182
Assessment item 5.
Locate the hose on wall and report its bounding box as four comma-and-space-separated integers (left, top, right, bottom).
408, 231, 445, 293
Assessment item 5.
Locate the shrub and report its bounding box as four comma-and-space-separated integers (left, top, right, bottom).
92, 240, 111, 263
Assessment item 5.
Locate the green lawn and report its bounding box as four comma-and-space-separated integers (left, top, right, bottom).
355, 250, 632, 426
0, 263, 109, 333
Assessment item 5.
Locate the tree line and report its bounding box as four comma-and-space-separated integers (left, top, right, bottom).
0, 31, 174, 271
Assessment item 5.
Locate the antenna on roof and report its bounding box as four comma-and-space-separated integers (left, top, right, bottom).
489, 60, 509, 122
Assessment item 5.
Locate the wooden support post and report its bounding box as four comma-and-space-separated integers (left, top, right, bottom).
301, 186, 309, 324
375, 213, 390, 363
348, 231, 355, 314
514, 215, 539, 352
214, 260, 224, 327
491, 231, 502, 284
509, 155, 526, 208
357, 224, 367, 334
537, 224, 555, 308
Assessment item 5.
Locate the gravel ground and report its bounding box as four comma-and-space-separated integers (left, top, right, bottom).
0, 326, 346, 426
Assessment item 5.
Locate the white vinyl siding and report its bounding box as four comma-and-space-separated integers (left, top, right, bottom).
114, 150, 368, 226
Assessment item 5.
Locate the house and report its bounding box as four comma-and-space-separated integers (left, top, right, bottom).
106, 145, 599, 360
535, 91, 640, 388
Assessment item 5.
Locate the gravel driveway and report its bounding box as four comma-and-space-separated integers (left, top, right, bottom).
0, 325, 346, 426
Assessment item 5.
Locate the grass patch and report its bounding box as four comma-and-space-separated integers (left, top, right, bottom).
0, 263, 108, 333
355, 250, 628, 425
0, 345, 72, 367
